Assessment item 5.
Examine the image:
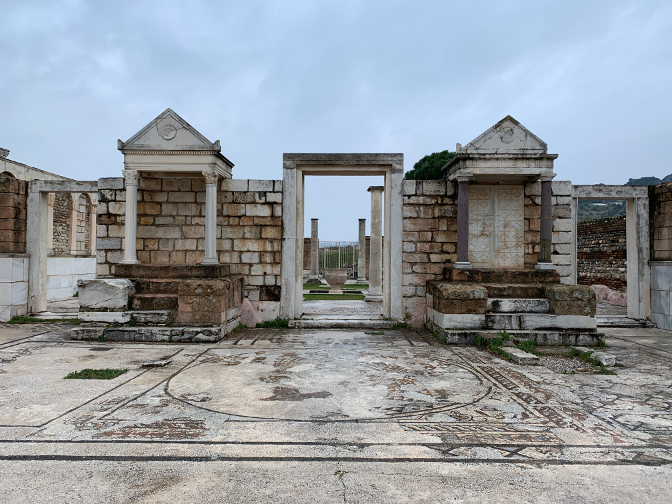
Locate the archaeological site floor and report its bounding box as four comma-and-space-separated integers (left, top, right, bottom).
0, 323, 671, 502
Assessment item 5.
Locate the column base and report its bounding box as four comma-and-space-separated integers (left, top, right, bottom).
119, 259, 140, 265
201, 258, 220, 265
364, 294, 383, 303
454, 262, 472, 270
356, 278, 368, 284
535, 262, 556, 270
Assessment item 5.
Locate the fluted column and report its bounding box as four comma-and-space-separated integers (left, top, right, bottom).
536, 173, 556, 270
454, 174, 472, 269
120, 170, 140, 264
202, 170, 220, 265
357, 218, 367, 282
365, 186, 383, 302
310, 218, 319, 279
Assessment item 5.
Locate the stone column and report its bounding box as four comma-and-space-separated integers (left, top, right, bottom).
357, 218, 367, 282
120, 170, 140, 264
202, 170, 219, 265
310, 218, 319, 279
455, 174, 472, 269
47, 193, 55, 256
536, 174, 556, 270
365, 186, 383, 302
69, 193, 80, 255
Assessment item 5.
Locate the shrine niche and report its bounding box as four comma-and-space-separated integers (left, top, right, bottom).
443, 115, 558, 271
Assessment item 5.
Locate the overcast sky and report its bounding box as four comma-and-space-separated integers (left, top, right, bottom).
1, 1, 671, 240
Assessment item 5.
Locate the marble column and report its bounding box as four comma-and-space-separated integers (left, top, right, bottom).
47, 193, 55, 256
120, 170, 140, 264
201, 170, 219, 265
455, 175, 472, 269
365, 186, 383, 302
69, 193, 80, 256
536, 174, 556, 270
357, 218, 367, 282
310, 218, 319, 279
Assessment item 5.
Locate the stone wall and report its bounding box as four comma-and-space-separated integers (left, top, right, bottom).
577, 216, 626, 291
52, 192, 70, 254
97, 177, 283, 315
0, 172, 27, 253
401, 179, 574, 325
75, 194, 91, 255
649, 183, 672, 330
401, 180, 457, 323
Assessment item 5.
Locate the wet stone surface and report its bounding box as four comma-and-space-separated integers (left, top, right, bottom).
0, 324, 671, 469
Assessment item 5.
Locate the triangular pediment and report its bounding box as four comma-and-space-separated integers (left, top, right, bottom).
119, 108, 220, 152
459, 116, 547, 155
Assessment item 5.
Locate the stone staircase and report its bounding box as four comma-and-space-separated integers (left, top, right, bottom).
427, 267, 601, 346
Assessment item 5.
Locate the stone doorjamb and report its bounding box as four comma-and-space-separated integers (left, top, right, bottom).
280, 154, 404, 320
571, 185, 649, 319
26, 179, 98, 313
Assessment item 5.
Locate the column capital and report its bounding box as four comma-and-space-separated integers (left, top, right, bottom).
367, 186, 384, 193
359, 218, 366, 222
202, 170, 219, 185
455, 173, 472, 183
311, 218, 319, 222
123, 170, 140, 186
539, 172, 557, 182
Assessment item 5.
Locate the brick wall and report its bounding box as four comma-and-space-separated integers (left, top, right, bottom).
52, 193, 70, 254
577, 216, 626, 291
0, 172, 27, 253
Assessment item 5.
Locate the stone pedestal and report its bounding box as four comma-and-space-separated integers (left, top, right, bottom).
357, 218, 367, 283
365, 187, 383, 302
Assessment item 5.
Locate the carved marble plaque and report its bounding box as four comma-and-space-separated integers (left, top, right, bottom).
468, 185, 524, 268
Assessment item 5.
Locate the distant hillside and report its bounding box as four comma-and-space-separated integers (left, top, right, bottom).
578, 200, 626, 222
625, 174, 672, 186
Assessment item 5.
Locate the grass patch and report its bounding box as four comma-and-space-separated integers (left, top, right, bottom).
8, 316, 81, 325
303, 283, 330, 290
497, 329, 510, 341
516, 340, 536, 354
389, 322, 409, 330
256, 318, 290, 329
597, 338, 609, 348
231, 324, 247, 334
64, 368, 127, 380
303, 294, 365, 301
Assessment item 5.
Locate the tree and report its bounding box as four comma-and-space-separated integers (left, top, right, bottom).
404, 150, 456, 180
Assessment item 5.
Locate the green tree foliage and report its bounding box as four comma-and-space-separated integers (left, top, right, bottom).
404, 150, 456, 180
626, 176, 662, 186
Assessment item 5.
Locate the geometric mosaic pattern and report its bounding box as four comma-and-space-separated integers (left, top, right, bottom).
468, 185, 524, 267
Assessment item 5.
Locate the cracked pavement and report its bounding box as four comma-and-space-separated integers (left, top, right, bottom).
0, 323, 671, 502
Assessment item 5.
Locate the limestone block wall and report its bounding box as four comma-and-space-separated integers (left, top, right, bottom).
75, 194, 91, 255
0, 172, 27, 253
96, 177, 126, 278
135, 176, 208, 265
524, 180, 573, 283
401, 180, 457, 322
219, 179, 282, 304
577, 216, 626, 291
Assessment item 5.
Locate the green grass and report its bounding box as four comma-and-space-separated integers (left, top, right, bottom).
256, 318, 290, 329
304, 283, 331, 290
389, 322, 409, 330
8, 316, 81, 325
516, 340, 536, 354
64, 368, 127, 380
497, 329, 510, 341
303, 294, 365, 301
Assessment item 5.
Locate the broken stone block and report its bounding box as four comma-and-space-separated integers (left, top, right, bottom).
240, 297, 262, 327
77, 279, 135, 312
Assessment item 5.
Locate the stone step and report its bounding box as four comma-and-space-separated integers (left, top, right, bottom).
483, 313, 596, 331
70, 325, 225, 343
114, 263, 231, 279
78, 310, 171, 324
482, 283, 546, 299
133, 279, 182, 295
435, 329, 603, 346
573, 346, 617, 366
288, 319, 401, 329
487, 298, 549, 313
28, 312, 79, 320
130, 293, 178, 311
506, 348, 540, 365
447, 267, 560, 284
